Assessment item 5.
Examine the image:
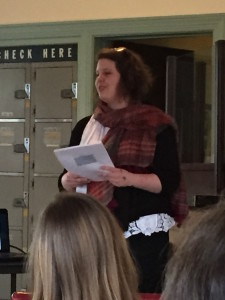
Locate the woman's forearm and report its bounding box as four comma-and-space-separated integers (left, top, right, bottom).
127, 172, 162, 193
101, 166, 162, 194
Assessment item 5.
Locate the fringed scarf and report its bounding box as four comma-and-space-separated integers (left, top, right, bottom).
87, 101, 188, 225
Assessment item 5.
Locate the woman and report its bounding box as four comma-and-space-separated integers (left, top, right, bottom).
58, 47, 188, 292
161, 200, 225, 300
28, 192, 139, 300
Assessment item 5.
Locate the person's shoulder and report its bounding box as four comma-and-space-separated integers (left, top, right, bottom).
72, 115, 91, 131
69, 115, 91, 146
145, 104, 169, 117
142, 104, 174, 126
78, 115, 91, 125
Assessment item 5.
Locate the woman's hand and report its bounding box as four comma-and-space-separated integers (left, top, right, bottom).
100, 166, 133, 187
61, 172, 90, 191
100, 165, 162, 193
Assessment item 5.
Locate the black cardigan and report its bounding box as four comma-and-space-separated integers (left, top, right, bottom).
58, 115, 181, 230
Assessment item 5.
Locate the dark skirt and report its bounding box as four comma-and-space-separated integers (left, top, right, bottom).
127, 231, 171, 293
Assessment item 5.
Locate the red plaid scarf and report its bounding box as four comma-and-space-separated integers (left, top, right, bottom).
87, 102, 188, 224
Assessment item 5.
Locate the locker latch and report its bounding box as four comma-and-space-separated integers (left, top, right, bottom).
13, 192, 28, 208
61, 82, 77, 99
13, 138, 30, 153
14, 83, 31, 99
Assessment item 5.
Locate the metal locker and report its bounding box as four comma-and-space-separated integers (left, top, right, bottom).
29, 61, 77, 243
0, 176, 26, 299
0, 176, 25, 226
0, 64, 29, 252
0, 67, 27, 119
33, 122, 72, 174
0, 56, 78, 299
32, 62, 77, 119
29, 177, 60, 238
0, 122, 26, 172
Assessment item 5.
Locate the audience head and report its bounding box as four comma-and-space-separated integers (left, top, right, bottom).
28, 192, 138, 300
97, 47, 153, 104
162, 201, 225, 300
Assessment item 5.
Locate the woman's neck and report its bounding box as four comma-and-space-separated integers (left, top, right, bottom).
106, 96, 129, 110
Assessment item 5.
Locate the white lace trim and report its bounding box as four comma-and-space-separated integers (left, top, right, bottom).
124, 214, 175, 238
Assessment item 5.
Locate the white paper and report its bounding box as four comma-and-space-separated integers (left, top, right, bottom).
54, 142, 114, 181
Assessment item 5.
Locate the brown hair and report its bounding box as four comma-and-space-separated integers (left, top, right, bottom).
97, 47, 153, 103
28, 192, 139, 300
161, 201, 225, 300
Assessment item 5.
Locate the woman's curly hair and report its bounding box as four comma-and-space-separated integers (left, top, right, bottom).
97, 47, 154, 104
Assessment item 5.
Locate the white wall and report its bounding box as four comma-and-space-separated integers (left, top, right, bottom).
1, 0, 225, 25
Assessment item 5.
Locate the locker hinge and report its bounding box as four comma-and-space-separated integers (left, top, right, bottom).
23, 191, 29, 207
24, 137, 30, 153
14, 83, 30, 100
72, 82, 78, 99
33, 105, 36, 116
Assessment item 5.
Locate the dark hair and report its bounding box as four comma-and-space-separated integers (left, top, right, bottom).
97, 47, 153, 103
162, 201, 225, 300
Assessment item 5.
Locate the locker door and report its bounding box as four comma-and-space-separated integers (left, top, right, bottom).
0, 122, 25, 172
34, 122, 72, 174
0, 68, 27, 119
33, 62, 77, 119
29, 62, 77, 239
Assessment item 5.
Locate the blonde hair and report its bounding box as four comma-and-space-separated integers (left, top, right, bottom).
28, 192, 139, 300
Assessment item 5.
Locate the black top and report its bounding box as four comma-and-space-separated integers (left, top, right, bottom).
58, 115, 181, 230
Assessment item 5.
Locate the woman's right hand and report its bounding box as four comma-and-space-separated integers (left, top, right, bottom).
61, 172, 91, 191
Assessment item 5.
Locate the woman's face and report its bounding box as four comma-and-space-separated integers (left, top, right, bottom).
95, 58, 128, 109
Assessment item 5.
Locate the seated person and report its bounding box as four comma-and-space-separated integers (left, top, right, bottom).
161, 200, 225, 300
27, 192, 139, 300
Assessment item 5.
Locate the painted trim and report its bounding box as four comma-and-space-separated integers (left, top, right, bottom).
0, 14, 224, 42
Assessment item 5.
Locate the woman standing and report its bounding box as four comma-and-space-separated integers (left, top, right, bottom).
58, 47, 188, 293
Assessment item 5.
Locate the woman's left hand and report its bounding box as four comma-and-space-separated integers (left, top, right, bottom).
100, 166, 132, 187
100, 165, 162, 193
